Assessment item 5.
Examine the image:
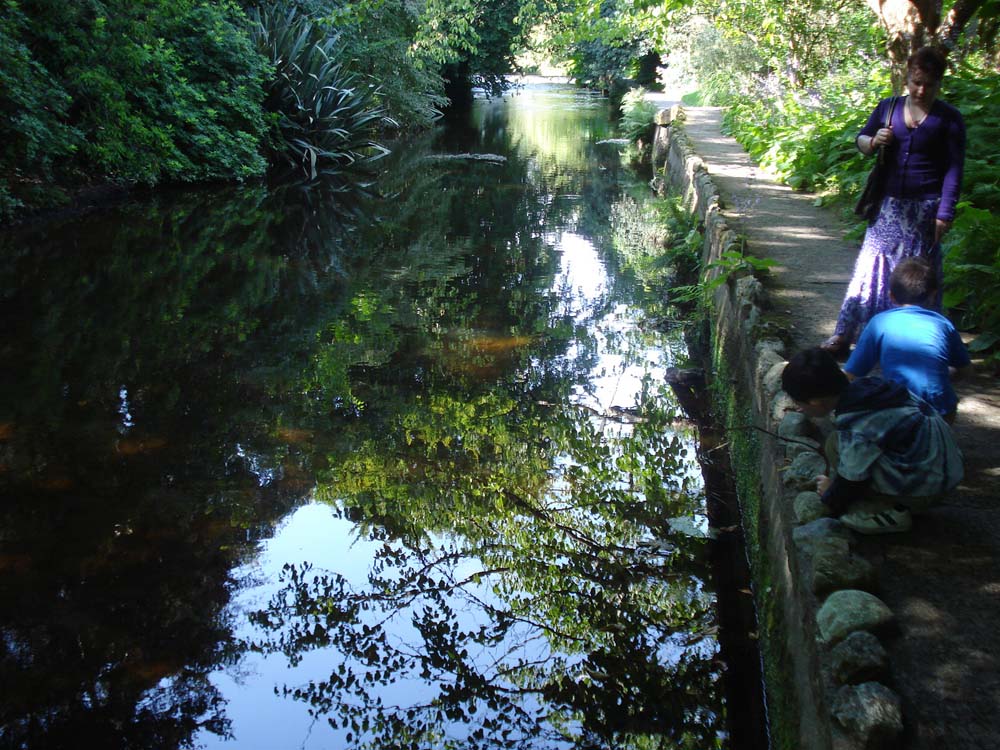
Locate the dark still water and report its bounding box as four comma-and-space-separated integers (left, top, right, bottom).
0, 84, 727, 749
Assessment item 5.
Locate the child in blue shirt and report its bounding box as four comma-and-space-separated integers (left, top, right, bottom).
844, 257, 970, 422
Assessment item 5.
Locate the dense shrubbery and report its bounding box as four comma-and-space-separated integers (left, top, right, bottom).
67, 1, 268, 184
289, 0, 450, 127
944, 205, 1000, 355
0, 0, 533, 222
1, 0, 269, 219
721, 68, 888, 197
939, 64, 1000, 355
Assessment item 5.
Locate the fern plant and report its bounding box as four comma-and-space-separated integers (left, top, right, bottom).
671, 247, 776, 306
619, 87, 658, 143
942, 204, 1000, 361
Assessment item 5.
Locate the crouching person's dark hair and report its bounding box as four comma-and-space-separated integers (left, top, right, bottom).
781, 347, 849, 403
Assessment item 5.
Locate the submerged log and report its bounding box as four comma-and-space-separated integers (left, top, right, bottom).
422, 153, 507, 164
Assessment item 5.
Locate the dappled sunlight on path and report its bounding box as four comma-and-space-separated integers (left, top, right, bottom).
680, 107, 854, 349
678, 105, 1000, 750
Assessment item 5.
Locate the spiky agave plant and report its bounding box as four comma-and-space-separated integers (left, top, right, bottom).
250, 4, 396, 180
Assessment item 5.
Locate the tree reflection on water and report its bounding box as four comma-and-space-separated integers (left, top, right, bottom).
246, 372, 722, 749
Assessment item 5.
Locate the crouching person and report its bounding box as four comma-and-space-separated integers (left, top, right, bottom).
781, 347, 963, 534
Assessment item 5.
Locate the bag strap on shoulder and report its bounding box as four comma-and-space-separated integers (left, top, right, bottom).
885, 96, 898, 127
876, 96, 898, 165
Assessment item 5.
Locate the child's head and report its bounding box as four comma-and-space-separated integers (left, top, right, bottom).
890, 257, 937, 306
781, 347, 848, 416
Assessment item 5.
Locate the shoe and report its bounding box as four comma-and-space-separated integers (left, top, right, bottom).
820, 335, 851, 361
841, 504, 912, 535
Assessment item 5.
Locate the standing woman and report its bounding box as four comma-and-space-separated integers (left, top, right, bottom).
821, 46, 966, 357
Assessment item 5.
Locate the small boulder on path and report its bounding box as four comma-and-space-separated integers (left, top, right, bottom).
817, 590, 894, 644
831, 681, 903, 748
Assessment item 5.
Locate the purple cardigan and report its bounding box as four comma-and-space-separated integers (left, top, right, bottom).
859, 96, 966, 221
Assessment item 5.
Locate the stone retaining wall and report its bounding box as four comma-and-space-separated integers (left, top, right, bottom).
653, 107, 905, 750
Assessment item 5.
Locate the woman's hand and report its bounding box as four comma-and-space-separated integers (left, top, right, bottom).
871, 127, 894, 149
859, 127, 893, 156
815, 474, 832, 495
935, 218, 952, 243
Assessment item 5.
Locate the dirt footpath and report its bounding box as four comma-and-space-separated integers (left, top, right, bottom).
678, 106, 1000, 749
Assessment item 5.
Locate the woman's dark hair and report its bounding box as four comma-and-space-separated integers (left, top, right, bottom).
781, 348, 849, 403
907, 46, 947, 81
890, 257, 938, 305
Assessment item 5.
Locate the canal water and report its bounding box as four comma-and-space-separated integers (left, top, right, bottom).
1, 84, 736, 749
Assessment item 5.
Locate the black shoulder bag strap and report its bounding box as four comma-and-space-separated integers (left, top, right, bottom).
876, 96, 899, 166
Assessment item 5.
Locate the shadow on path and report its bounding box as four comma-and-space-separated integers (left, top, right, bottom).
680, 106, 1000, 750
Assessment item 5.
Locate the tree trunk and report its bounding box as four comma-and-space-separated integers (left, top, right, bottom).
864, 0, 985, 82
938, 0, 988, 50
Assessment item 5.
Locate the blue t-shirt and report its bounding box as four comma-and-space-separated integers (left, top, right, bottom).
845, 306, 970, 415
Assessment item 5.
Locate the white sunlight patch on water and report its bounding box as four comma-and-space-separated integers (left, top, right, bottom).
195, 503, 369, 750
196, 503, 547, 750
550, 229, 670, 414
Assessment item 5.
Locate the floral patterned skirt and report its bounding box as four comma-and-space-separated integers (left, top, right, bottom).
834, 196, 942, 342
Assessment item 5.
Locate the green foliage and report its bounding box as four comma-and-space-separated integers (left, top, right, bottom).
706, 249, 776, 284
307, 0, 449, 127
0, 1, 81, 214
610, 189, 702, 289
450, 0, 530, 95
619, 87, 657, 142
57, 0, 269, 184
696, 0, 878, 91
721, 68, 891, 195
542, 0, 655, 90
940, 59, 1000, 362
270, 0, 535, 117
565, 36, 642, 91
672, 246, 776, 307
249, 4, 393, 180
946, 59, 1000, 216
1, 0, 269, 219
942, 205, 1000, 359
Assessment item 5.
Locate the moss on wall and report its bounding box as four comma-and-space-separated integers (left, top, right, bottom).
710, 344, 800, 750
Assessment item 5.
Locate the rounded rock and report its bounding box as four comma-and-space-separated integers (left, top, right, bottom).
794, 491, 828, 524
778, 410, 811, 440
831, 681, 903, 746
829, 631, 889, 685
783, 451, 828, 491
817, 589, 894, 644
814, 551, 877, 595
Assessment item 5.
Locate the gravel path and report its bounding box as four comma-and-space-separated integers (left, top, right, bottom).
678, 105, 1000, 749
